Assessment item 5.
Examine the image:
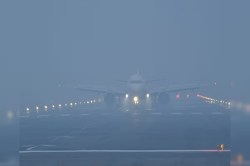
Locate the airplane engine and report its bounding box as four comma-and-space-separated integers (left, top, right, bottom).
158, 92, 170, 104
104, 93, 116, 106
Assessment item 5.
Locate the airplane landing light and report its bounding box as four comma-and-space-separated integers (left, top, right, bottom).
133, 96, 139, 104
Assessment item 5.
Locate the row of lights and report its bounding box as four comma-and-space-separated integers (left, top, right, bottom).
197, 94, 231, 108
124, 93, 191, 103
197, 94, 250, 113
125, 93, 150, 99
25, 98, 101, 113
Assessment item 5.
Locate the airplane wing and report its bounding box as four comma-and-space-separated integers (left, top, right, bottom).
150, 83, 215, 95
68, 85, 124, 96
75, 86, 108, 93
166, 84, 204, 93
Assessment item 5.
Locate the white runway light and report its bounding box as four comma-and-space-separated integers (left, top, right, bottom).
125, 94, 129, 99
44, 105, 48, 111
146, 93, 150, 98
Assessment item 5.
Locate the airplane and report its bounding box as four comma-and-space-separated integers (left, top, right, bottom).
71, 72, 212, 108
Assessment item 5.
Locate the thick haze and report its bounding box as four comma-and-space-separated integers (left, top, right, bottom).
0, 0, 249, 110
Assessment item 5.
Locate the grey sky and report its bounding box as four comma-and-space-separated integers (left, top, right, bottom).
0, 0, 249, 109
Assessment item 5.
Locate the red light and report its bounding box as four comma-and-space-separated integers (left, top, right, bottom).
176, 94, 180, 99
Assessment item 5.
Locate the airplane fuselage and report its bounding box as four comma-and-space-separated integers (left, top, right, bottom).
124, 73, 149, 104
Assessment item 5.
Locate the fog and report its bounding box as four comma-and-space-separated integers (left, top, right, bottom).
1, 0, 249, 110
0, 1, 249, 165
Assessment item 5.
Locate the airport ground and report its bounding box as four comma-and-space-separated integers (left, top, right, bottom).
231, 109, 250, 165
19, 103, 230, 166
0, 110, 19, 166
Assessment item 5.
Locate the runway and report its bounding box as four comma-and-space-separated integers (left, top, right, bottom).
20, 105, 230, 166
